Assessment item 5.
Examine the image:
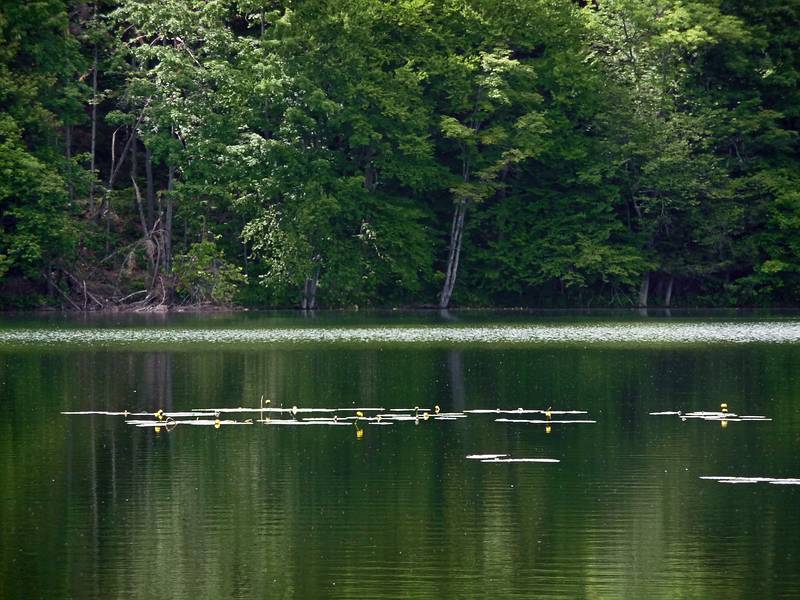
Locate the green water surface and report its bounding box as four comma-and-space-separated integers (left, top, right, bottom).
1, 311, 798, 599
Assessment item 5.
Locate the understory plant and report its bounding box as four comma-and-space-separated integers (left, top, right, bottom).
172, 240, 246, 305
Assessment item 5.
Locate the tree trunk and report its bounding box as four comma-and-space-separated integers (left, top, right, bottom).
131, 175, 157, 293
309, 273, 318, 309
130, 131, 138, 205
301, 269, 319, 310
664, 274, 674, 307
108, 126, 139, 192
161, 165, 175, 304
439, 200, 467, 309
164, 166, 174, 271
145, 145, 155, 229
89, 43, 98, 210
638, 271, 650, 307
65, 124, 73, 202
46, 262, 55, 301
131, 177, 148, 240
300, 269, 319, 310
100, 125, 138, 228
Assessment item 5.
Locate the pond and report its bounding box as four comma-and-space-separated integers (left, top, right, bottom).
1, 311, 799, 598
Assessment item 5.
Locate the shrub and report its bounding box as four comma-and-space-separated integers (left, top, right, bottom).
172, 241, 246, 305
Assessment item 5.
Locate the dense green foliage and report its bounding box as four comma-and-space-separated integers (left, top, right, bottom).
0, 0, 798, 308
173, 240, 246, 304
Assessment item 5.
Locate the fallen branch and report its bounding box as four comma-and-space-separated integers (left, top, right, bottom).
44, 273, 81, 311
62, 270, 104, 309
116, 289, 148, 304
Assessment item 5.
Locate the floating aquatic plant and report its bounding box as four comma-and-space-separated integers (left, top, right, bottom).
494, 418, 596, 424
465, 454, 559, 463
700, 476, 800, 486
64, 404, 592, 437
126, 419, 251, 427
480, 458, 560, 463
464, 408, 587, 415
649, 406, 771, 422
466, 454, 508, 460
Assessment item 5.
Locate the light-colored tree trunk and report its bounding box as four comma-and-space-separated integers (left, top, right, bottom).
144, 145, 155, 229
108, 126, 139, 191
301, 269, 320, 310
664, 274, 674, 307
132, 180, 147, 240
439, 200, 467, 308
89, 43, 98, 210
164, 166, 174, 274
131, 172, 162, 303
130, 131, 137, 203
130, 134, 148, 239
151, 165, 175, 306
638, 271, 650, 307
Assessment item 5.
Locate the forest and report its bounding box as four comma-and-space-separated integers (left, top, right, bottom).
1, 0, 798, 309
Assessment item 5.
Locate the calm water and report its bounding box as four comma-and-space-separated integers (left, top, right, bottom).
1, 311, 799, 599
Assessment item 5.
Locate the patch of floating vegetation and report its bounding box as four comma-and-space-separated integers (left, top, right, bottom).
701, 476, 800, 486
466, 454, 560, 464
464, 409, 587, 415
255, 419, 343, 426
466, 454, 508, 460
483, 458, 561, 463
649, 404, 771, 422
495, 418, 596, 424
63, 410, 218, 417
8, 321, 800, 346
127, 419, 251, 428
62, 404, 587, 435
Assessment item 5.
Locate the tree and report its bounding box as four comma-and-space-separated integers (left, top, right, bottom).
455, 0, 646, 306
237, 0, 440, 307
434, 50, 547, 307
693, 0, 800, 303
583, 0, 748, 306
0, 0, 87, 297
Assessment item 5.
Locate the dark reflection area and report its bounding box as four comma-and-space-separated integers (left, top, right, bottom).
140, 353, 173, 410
446, 350, 466, 410
1, 344, 800, 599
